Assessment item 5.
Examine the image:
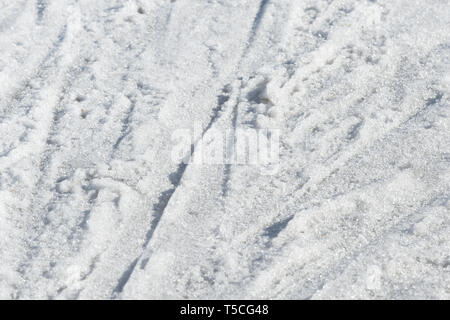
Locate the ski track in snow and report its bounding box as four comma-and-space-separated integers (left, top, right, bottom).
0, 0, 449, 299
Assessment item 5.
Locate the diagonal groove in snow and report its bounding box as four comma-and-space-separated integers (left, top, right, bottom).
263, 215, 294, 240
18, 76, 85, 277
221, 102, 239, 197
271, 93, 449, 233
112, 95, 137, 151
143, 84, 233, 249
111, 258, 139, 296
3, 0, 447, 300
0, 24, 67, 119
220, 0, 278, 197
11, 34, 91, 292
142, 162, 189, 249
204, 85, 232, 132
247, 0, 270, 47
112, 83, 235, 294
36, 0, 46, 24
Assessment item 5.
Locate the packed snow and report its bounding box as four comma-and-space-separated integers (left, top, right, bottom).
0, 0, 449, 299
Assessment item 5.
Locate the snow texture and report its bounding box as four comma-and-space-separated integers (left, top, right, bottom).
0, 0, 449, 299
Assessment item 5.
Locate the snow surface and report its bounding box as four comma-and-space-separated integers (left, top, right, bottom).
0, 0, 449, 299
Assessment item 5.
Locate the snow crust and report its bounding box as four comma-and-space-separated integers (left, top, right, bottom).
0, 0, 449, 299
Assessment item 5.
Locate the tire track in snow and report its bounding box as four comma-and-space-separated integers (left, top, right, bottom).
220, 0, 274, 197
112, 0, 292, 298
221, 101, 239, 197
51, 2, 185, 297
5, 3, 92, 296
112, 83, 235, 296
247, 0, 270, 49
0, 22, 70, 175
0, 24, 67, 122
106, 0, 290, 296
112, 95, 137, 152
35, 1, 177, 295
142, 84, 232, 249
244, 0, 403, 232
165, 0, 443, 298
15, 59, 91, 299
109, 5, 276, 289
112, 0, 279, 293
115, 0, 293, 298
32, 35, 154, 301
243, 86, 450, 298
0, 2, 81, 296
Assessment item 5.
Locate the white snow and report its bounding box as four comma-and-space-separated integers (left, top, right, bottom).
0, 0, 449, 299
